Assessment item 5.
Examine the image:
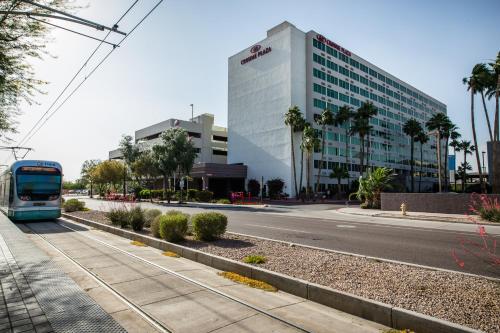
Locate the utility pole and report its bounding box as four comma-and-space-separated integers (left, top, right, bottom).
190, 104, 194, 122
482, 151, 486, 174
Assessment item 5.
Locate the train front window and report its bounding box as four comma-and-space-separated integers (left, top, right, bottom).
16, 167, 61, 201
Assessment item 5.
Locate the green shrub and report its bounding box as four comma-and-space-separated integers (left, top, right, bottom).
63, 199, 86, 212
106, 207, 130, 228
243, 255, 266, 264
159, 214, 188, 242
130, 206, 145, 231
144, 209, 162, 227
151, 215, 161, 238
191, 212, 227, 241
139, 189, 151, 199
216, 198, 231, 204
187, 189, 198, 201
267, 178, 284, 199
196, 190, 213, 203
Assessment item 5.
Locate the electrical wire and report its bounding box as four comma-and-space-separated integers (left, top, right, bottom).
21, 0, 164, 149
17, 0, 140, 147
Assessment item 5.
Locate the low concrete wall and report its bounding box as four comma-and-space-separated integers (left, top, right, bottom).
381, 193, 500, 214
62, 213, 481, 333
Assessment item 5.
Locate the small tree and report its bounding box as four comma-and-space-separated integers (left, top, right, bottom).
81, 159, 100, 198
119, 135, 140, 196
329, 166, 349, 199
266, 178, 285, 199
132, 151, 160, 201
247, 179, 260, 197
351, 167, 394, 209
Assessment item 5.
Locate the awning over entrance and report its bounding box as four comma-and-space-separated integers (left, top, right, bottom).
190, 163, 247, 198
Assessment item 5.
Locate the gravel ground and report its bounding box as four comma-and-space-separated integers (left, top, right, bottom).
69, 210, 500, 333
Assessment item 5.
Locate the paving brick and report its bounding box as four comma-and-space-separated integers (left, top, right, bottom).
12, 324, 33, 333
34, 322, 52, 333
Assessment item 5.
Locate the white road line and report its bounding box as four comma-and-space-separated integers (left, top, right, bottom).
245, 224, 314, 234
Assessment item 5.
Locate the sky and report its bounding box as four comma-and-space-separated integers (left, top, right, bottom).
4, 0, 500, 180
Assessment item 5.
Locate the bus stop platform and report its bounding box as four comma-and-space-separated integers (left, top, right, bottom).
0, 213, 126, 333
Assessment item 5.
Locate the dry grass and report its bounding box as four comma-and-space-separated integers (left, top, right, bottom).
218, 271, 277, 292
130, 240, 147, 247
162, 251, 180, 258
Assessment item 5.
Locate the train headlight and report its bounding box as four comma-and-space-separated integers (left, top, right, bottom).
49, 195, 59, 201
20, 195, 31, 201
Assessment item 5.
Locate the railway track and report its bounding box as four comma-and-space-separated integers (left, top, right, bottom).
25, 219, 310, 333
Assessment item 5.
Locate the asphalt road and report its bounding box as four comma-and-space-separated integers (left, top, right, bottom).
79, 198, 500, 279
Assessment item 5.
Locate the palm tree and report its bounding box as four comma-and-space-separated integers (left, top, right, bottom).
449, 133, 462, 192
335, 105, 354, 189
457, 140, 475, 193
284, 106, 305, 198
301, 124, 320, 198
457, 162, 472, 192
486, 51, 500, 193
463, 67, 486, 193
416, 131, 429, 193
403, 119, 423, 192
351, 167, 394, 209
297, 117, 307, 194
426, 113, 448, 192
351, 102, 378, 174
473, 64, 494, 141
315, 108, 335, 193
441, 121, 459, 191
329, 166, 349, 199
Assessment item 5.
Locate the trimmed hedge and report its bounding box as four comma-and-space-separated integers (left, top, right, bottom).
151, 215, 161, 238
191, 212, 227, 241
63, 199, 86, 212
158, 213, 189, 242
196, 190, 213, 203
107, 207, 130, 228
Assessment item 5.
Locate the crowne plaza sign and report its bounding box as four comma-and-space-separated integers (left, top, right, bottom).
240, 44, 272, 65
316, 34, 351, 57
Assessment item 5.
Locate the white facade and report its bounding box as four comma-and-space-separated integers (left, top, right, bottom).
109, 113, 227, 164
228, 21, 447, 195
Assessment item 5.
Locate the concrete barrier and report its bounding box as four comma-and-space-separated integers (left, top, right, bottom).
62, 213, 480, 333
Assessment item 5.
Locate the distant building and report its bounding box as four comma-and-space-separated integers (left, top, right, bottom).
228, 21, 446, 195
109, 113, 246, 197
109, 113, 228, 164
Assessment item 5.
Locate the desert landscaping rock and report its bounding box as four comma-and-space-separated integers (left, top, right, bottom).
70, 210, 500, 333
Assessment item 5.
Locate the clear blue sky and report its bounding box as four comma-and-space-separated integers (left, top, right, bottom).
5, 0, 500, 180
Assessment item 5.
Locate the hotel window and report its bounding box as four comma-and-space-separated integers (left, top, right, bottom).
338, 66, 349, 77
359, 63, 368, 73
370, 93, 378, 101
326, 46, 337, 58
339, 52, 349, 63
378, 96, 386, 105
386, 88, 394, 97
339, 79, 349, 90
326, 59, 338, 71
327, 74, 338, 85
349, 58, 360, 68
393, 81, 400, 90
369, 81, 377, 89
369, 68, 378, 78
394, 92, 401, 100
349, 71, 360, 81
378, 74, 386, 83
360, 76, 369, 86
313, 53, 326, 66
350, 84, 359, 94
386, 78, 393, 86
313, 68, 326, 80
339, 93, 349, 103
313, 38, 325, 51
377, 84, 385, 94
360, 88, 369, 98
314, 98, 327, 109
327, 89, 338, 99
350, 97, 360, 107
313, 83, 326, 95
212, 149, 227, 156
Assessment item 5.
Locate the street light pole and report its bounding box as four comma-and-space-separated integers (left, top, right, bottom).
482, 151, 486, 174
190, 104, 194, 122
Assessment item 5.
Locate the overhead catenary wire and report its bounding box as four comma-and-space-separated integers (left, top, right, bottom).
20, 0, 164, 149
17, 0, 140, 148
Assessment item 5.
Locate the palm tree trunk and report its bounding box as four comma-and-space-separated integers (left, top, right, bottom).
299, 149, 304, 194
419, 143, 423, 192
290, 127, 298, 199
481, 92, 493, 141
410, 139, 414, 192
493, 74, 500, 194
315, 127, 326, 193
453, 149, 457, 192
495, 74, 500, 141
345, 128, 350, 190
444, 137, 449, 192
436, 132, 442, 193
463, 154, 467, 193
306, 152, 311, 199
366, 135, 371, 172
359, 135, 365, 175
470, 89, 485, 193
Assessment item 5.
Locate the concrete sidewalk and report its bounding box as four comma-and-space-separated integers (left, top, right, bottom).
0, 213, 126, 333
336, 207, 489, 224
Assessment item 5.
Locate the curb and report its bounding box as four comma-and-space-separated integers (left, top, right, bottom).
62, 213, 482, 333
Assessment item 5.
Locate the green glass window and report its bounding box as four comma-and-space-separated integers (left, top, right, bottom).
360, 88, 369, 98
378, 96, 386, 105
350, 84, 359, 94
313, 68, 326, 80
313, 83, 326, 95
359, 63, 368, 73
370, 93, 377, 101
360, 76, 369, 85
338, 66, 349, 77
369, 68, 378, 78
350, 58, 360, 68
327, 88, 338, 99
339, 52, 349, 63
377, 84, 385, 94
378, 73, 386, 82
327, 74, 338, 85
339, 79, 349, 90
350, 71, 359, 81
313, 53, 326, 66
350, 97, 360, 107
339, 93, 349, 103
326, 59, 338, 72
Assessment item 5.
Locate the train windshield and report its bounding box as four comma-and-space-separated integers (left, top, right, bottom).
16, 166, 62, 201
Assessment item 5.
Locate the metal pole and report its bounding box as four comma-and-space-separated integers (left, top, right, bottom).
482, 151, 486, 174
190, 104, 194, 122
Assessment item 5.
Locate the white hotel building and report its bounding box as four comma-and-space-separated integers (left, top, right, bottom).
228, 21, 446, 194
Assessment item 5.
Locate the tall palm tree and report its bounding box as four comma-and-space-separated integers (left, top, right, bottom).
403, 119, 423, 192
416, 131, 429, 193
329, 166, 349, 199
301, 124, 320, 198
457, 140, 475, 193
473, 64, 494, 142
486, 51, 500, 194
315, 108, 335, 193
449, 133, 462, 192
426, 113, 448, 192
463, 67, 486, 193
335, 105, 354, 189
352, 102, 378, 174
441, 121, 459, 191
297, 118, 307, 194
457, 162, 472, 191
284, 106, 305, 198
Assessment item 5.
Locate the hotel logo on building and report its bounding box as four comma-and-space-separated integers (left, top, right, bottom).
316, 34, 351, 57
241, 44, 272, 65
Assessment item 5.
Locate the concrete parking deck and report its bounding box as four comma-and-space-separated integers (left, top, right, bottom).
0, 213, 126, 333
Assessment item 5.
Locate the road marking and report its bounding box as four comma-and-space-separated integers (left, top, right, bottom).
336, 225, 357, 228
245, 224, 313, 234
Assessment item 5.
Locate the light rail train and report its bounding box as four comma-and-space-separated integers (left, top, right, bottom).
0, 160, 63, 221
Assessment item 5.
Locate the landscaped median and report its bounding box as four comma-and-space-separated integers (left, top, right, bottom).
64, 209, 498, 333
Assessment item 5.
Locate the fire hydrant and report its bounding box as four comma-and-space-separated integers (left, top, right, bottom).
400, 202, 408, 216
